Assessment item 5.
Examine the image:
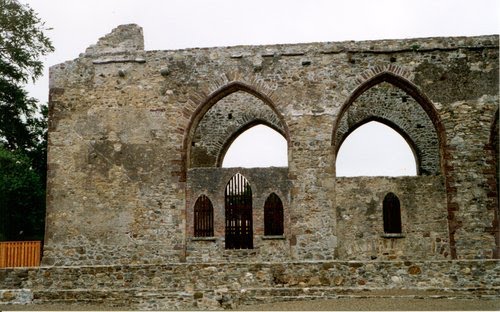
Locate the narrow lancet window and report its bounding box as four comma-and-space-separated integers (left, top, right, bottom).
383, 192, 402, 234
264, 193, 284, 236
194, 195, 214, 237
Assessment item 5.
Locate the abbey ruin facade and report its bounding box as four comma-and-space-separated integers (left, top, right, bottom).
2, 25, 498, 309
44, 24, 498, 265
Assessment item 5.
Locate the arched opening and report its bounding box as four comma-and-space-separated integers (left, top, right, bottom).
383, 192, 402, 234
183, 81, 290, 172
264, 193, 284, 236
225, 173, 253, 249
221, 124, 287, 168
332, 72, 444, 176
336, 121, 418, 177
193, 195, 214, 237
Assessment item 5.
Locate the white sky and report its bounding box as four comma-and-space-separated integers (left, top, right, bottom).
336, 121, 417, 176
222, 125, 288, 168
20, 0, 499, 173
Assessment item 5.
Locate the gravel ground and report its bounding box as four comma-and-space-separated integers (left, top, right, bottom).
239, 298, 500, 311
3, 298, 500, 311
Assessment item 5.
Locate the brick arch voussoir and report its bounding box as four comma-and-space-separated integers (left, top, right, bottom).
336, 116, 422, 175
333, 67, 445, 153
216, 118, 287, 167
180, 78, 289, 182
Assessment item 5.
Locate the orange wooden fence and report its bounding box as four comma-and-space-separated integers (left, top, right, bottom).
0, 241, 41, 268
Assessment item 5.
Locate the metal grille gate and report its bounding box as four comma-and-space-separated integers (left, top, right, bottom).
194, 195, 214, 237
225, 173, 253, 249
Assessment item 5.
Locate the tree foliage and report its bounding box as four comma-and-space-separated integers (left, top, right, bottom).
0, 0, 53, 240
0, 146, 45, 240
0, 0, 53, 150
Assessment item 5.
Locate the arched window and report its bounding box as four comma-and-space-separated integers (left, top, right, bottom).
225, 173, 253, 249
222, 124, 287, 168
194, 195, 214, 237
383, 192, 402, 234
264, 193, 284, 236
336, 121, 417, 177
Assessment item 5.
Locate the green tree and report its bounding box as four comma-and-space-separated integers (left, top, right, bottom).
0, 0, 53, 241
0, 0, 53, 150
0, 147, 45, 240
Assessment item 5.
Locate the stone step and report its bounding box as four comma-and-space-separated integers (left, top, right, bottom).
0, 286, 494, 310
0, 289, 33, 305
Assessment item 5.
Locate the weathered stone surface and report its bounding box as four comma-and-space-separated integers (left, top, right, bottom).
1, 260, 499, 309
44, 23, 498, 269
336, 176, 448, 260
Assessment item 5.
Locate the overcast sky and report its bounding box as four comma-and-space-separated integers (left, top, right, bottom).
20, 0, 499, 174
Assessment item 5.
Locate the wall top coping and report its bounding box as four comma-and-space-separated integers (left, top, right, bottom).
72, 24, 498, 62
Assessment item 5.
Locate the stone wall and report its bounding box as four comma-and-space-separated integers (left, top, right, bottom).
335, 176, 448, 260
44, 23, 499, 265
1, 260, 498, 309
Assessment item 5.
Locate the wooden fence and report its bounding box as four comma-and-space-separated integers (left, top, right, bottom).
0, 241, 41, 268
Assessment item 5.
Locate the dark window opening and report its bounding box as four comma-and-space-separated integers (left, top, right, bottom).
194, 195, 214, 237
383, 192, 402, 234
225, 173, 253, 249
264, 193, 284, 236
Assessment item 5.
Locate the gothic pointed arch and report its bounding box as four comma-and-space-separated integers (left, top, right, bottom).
336, 117, 420, 176
182, 81, 290, 173
217, 121, 287, 167
332, 70, 446, 176
333, 69, 458, 258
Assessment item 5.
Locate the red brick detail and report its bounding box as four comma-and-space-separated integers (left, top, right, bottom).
447, 202, 459, 212
354, 64, 411, 86
170, 159, 182, 166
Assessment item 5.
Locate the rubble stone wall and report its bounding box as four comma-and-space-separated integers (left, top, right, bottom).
44, 24, 499, 265
1, 260, 498, 309
335, 176, 448, 260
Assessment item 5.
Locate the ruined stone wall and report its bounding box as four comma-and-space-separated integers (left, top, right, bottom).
336, 176, 448, 260
45, 24, 499, 265
1, 260, 498, 309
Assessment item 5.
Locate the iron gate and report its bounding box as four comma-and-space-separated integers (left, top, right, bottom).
225, 173, 253, 249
